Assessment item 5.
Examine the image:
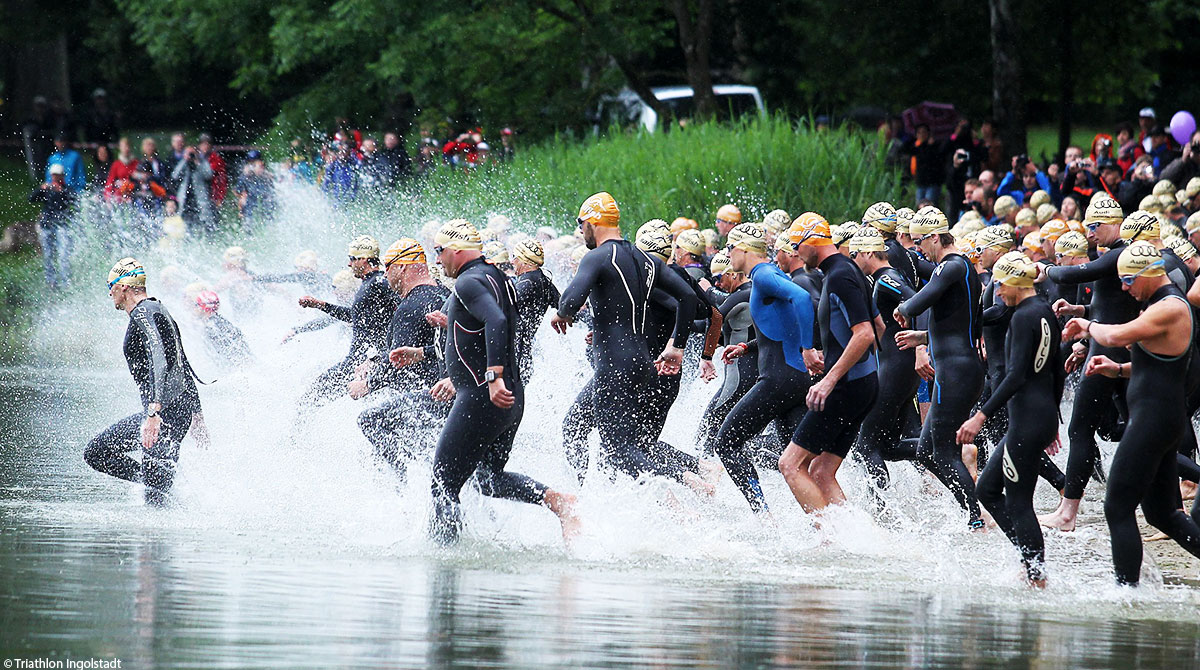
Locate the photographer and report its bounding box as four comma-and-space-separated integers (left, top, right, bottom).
947, 147, 981, 222
29, 164, 77, 288
1161, 130, 1200, 189
171, 144, 216, 235
1117, 156, 1157, 214
996, 154, 1051, 206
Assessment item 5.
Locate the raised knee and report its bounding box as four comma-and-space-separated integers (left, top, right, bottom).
83, 441, 104, 469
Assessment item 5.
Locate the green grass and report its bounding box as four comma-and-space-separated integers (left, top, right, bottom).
0, 155, 40, 228
386, 115, 903, 233
0, 249, 39, 363
1026, 124, 1111, 163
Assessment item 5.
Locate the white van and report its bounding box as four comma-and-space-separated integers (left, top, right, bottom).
595, 85, 766, 133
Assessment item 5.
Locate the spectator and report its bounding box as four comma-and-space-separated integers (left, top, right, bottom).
499, 127, 516, 163
22, 96, 58, 182
884, 115, 913, 169
235, 150, 276, 228
1147, 126, 1176, 176
979, 119, 1005, 173
947, 146, 981, 223
1089, 133, 1115, 164
322, 142, 359, 205
1136, 107, 1156, 155
996, 155, 1051, 205
378, 132, 412, 185
1161, 130, 1200, 188
83, 88, 121, 145
91, 145, 112, 192
29, 164, 76, 288
1115, 123, 1137, 174
1060, 195, 1081, 222
138, 137, 168, 190
416, 125, 441, 175
164, 132, 187, 189
104, 137, 139, 203
172, 144, 216, 234
197, 134, 228, 207
902, 123, 947, 207
356, 137, 387, 190
1117, 156, 1157, 214
45, 131, 86, 193
287, 139, 317, 183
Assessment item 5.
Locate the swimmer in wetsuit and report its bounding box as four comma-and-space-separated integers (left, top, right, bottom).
779, 214, 881, 514
714, 222, 817, 514
426, 219, 578, 545
192, 290, 252, 364
551, 193, 707, 492
696, 250, 758, 456
958, 252, 1064, 588
297, 235, 399, 406
895, 207, 986, 529
1062, 241, 1200, 585
511, 239, 561, 386
350, 238, 451, 479
1041, 197, 1140, 531
85, 258, 205, 505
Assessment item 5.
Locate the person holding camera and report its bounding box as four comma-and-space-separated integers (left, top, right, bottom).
1117, 156, 1158, 214
1161, 130, 1200, 189
996, 154, 1051, 206
171, 143, 216, 235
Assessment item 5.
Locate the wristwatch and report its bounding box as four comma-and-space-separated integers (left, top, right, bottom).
484, 370, 498, 383
147, 407, 160, 418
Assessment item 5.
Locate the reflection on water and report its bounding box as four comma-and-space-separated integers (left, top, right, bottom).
3, 371, 1200, 669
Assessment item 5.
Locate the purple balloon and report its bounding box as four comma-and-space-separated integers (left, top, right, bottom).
1171, 111, 1196, 146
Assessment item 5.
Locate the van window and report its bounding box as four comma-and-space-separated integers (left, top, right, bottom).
662, 93, 759, 122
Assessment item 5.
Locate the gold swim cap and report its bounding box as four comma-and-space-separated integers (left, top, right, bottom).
1153, 179, 1176, 196
710, 250, 732, 276
994, 195, 1018, 217
1015, 208, 1038, 229
383, 238, 427, 266
579, 192, 620, 228
636, 227, 672, 261
849, 227, 887, 253
482, 240, 510, 264
910, 207, 950, 237
348, 235, 380, 259
1055, 231, 1089, 258
107, 257, 146, 289
1029, 190, 1051, 210
1083, 196, 1124, 227
1036, 203, 1059, 225
675, 229, 707, 256
789, 212, 834, 247
331, 269, 360, 292
716, 203, 742, 225
1187, 211, 1200, 235
763, 209, 792, 234
223, 246, 248, 266
513, 238, 545, 266
975, 225, 1015, 251
1167, 235, 1198, 262
436, 219, 483, 251
895, 207, 915, 235
1120, 210, 1161, 242
1139, 194, 1163, 214
862, 202, 898, 233
293, 250, 319, 271
992, 250, 1039, 288
832, 222, 860, 246
700, 228, 719, 248
1117, 240, 1165, 278
728, 223, 768, 254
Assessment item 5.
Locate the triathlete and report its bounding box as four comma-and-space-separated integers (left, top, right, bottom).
511, 238, 560, 385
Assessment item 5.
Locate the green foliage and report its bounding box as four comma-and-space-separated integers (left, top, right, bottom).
389, 115, 902, 232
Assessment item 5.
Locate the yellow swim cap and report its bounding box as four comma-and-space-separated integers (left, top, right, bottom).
993, 250, 1038, 287
1139, 194, 1163, 213
513, 238, 545, 266
895, 207, 915, 235
1117, 240, 1165, 278
293, 250, 319, 271
669, 217, 697, 236
331, 269, 360, 292
1055, 231, 1089, 258
1120, 210, 1161, 242
1167, 235, 1198, 262
716, 204, 742, 225
675, 229, 706, 256
789, 212, 834, 247
482, 240, 510, 264
994, 195, 1019, 217
862, 201, 898, 233
1153, 179, 1176, 196
1040, 219, 1069, 244
436, 219, 483, 251
569, 245, 589, 264
1029, 190, 1051, 210
1036, 203, 1059, 225
478, 228, 500, 244
384, 238, 427, 266
348, 235, 380, 259
1187, 211, 1200, 235
849, 227, 887, 253
486, 213, 512, 231
701, 228, 719, 248
710, 250, 732, 277
910, 207, 950, 237
728, 223, 768, 254
635, 227, 672, 261
774, 228, 797, 253
579, 192, 621, 228
1083, 196, 1124, 227
831, 222, 858, 246
763, 209, 792, 234
1021, 230, 1044, 253
975, 225, 1015, 251
1015, 207, 1038, 229
107, 257, 146, 289
223, 246, 248, 266
640, 219, 671, 241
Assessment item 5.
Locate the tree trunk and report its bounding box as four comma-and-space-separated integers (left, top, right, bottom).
669, 0, 716, 121
989, 0, 1025, 160
1055, 0, 1074, 163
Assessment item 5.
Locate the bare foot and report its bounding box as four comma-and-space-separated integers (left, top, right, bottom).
1037, 512, 1077, 532
544, 490, 581, 545
1182, 480, 1197, 502
1027, 577, 1048, 590
962, 443, 978, 481
1145, 530, 1170, 542
699, 458, 725, 486
682, 471, 717, 497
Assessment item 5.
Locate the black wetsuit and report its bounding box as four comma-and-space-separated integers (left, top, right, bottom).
712, 262, 814, 513
429, 257, 551, 543
794, 253, 878, 459
202, 312, 252, 364
358, 283, 450, 477
897, 252, 986, 527
557, 239, 697, 482
513, 268, 561, 385
885, 237, 921, 289
1047, 242, 1140, 500
698, 281, 757, 455
85, 298, 202, 502
303, 269, 398, 405
975, 294, 1064, 582
1105, 284, 1200, 585
855, 265, 919, 491
254, 269, 330, 296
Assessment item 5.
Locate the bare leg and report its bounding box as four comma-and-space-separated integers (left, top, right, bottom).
543, 489, 581, 545
809, 453, 846, 507
778, 442, 828, 513
1038, 497, 1080, 532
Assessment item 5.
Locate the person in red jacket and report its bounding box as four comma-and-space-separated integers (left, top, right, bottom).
198, 133, 227, 207
104, 137, 139, 203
